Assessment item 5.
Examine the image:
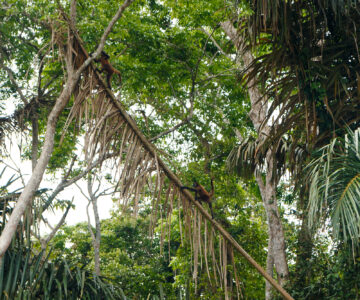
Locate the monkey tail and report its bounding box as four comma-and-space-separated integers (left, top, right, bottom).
209, 178, 214, 197
117, 72, 122, 87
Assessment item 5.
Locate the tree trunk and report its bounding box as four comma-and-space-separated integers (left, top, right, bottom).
93, 198, 101, 276
266, 236, 275, 299
221, 21, 289, 298
90, 182, 101, 276
261, 153, 289, 286
0, 78, 76, 259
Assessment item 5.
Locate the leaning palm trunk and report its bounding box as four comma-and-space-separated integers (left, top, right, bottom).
67, 32, 292, 300
63, 14, 292, 300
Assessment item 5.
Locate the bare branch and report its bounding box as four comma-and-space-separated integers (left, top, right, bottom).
84, 175, 103, 276
42, 73, 60, 93
64, 155, 77, 179
42, 153, 115, 211
41, 216, 54, 231
40, 202, 72, 249
150, 116, 192, 142
199, 27, 233, 60
198, 69, 237, 84
76, 181, 90, 200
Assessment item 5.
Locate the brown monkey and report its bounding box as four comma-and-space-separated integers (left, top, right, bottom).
181, 179, 215, 218
95, 51, 122, 89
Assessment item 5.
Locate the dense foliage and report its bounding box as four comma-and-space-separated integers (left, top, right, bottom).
1, 0, 360, 299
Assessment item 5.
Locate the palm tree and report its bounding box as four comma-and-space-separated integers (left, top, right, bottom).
240, 0, 360, 165
307, 128, 360, 244
225, 0, 360, 293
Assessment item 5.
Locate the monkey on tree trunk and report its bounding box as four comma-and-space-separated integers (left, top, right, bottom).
181, 179, 215, 218
95, 51, 122, 89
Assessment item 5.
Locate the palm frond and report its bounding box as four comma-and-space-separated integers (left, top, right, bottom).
0, 246, 124, 299
308, 128, 360, 242
227, 135, 306, 183
226, 136, 258, 180
233, 0, 360, 184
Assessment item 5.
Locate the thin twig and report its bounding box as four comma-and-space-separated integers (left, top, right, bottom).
0, 49, 29, 105
199, 27, 233, 60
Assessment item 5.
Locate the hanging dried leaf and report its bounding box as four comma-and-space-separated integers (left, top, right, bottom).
53, 16, 294, 300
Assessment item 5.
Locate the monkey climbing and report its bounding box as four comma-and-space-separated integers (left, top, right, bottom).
95, 51, 122, 89
181, 178, 215, 218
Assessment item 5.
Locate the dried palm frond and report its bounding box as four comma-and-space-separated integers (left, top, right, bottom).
52, 15, 294, 299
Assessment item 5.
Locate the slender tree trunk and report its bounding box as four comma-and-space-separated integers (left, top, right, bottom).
221, 21, 289, 298
262, 153, 289, 285
82, 176, 103, 276
256, 155, 289, 288
92, 197, 101, 276
89, 181, 101, 276
86, 196, 101, 276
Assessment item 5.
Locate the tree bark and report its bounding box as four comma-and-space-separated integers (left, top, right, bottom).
266, 238, 275, 299
0, 78, 76, 260
221, 20, 289, 298
31, 103, 39, 170
259, 153, 289, 286
92, 196, 101, 276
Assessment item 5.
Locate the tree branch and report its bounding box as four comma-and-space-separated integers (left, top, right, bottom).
149, 116, 192, 142
40, 202, 72, 249
199, 27, 233, 61
73, 0, 135, 78
77, 175, 104, 276
42, 153, 115, 211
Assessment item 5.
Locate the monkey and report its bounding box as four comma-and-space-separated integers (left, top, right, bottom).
71, 40, 88, 98
94, 51, 122, 89
181, 179, 215, 218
